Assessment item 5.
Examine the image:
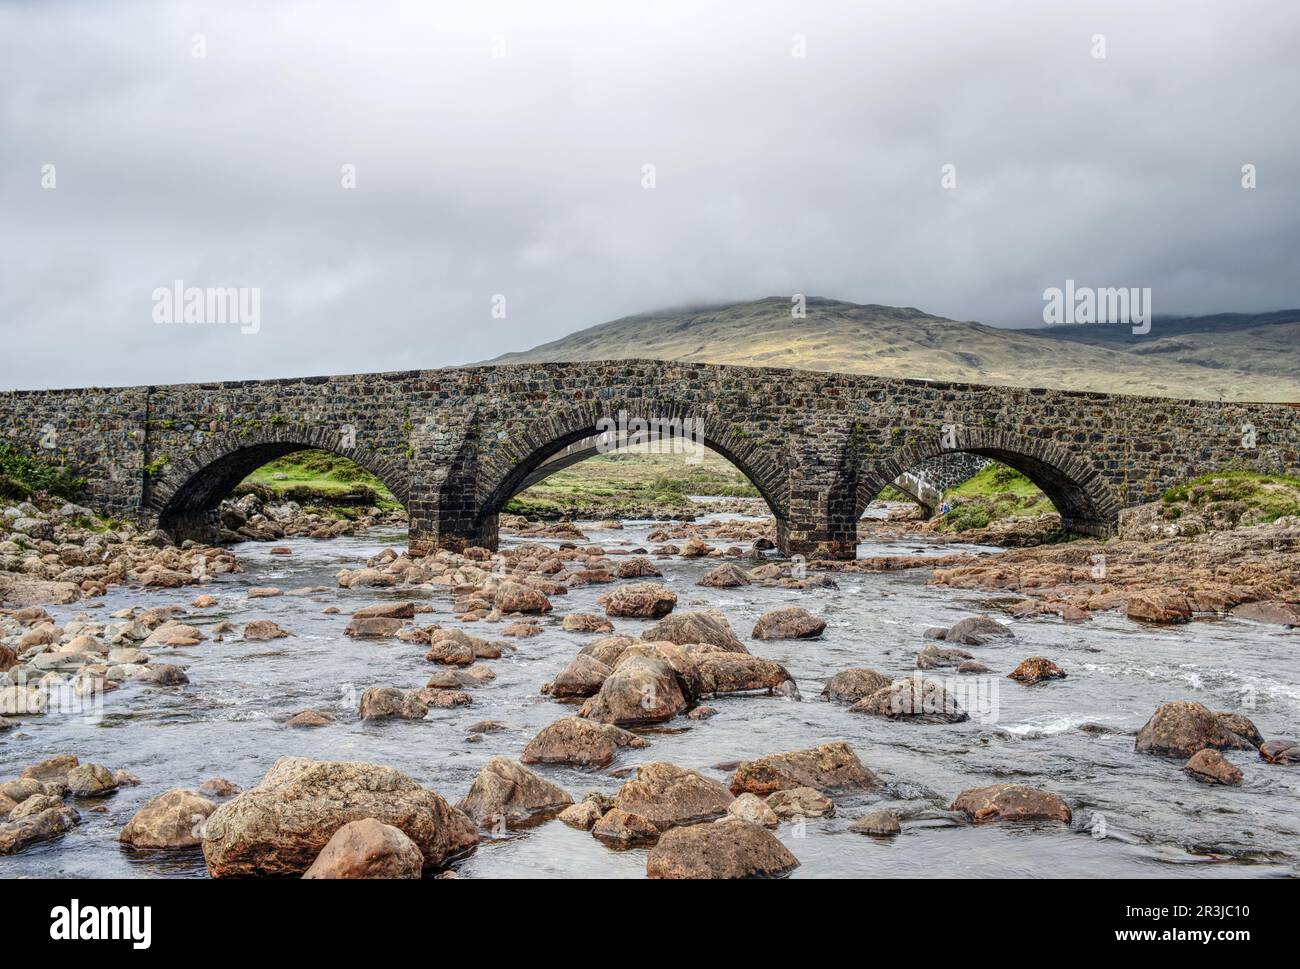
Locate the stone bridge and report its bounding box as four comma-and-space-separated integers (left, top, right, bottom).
3, 360, 1297, 559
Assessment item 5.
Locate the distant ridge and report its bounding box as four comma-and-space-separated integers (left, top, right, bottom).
484, 297, 1300, 401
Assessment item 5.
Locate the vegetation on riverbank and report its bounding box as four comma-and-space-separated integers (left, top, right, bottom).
1158, 471, 1300, 527
0, 440, 86, 502
934, 464, 1054, 532
237, 450, 400, 510
505, 447, 759, 518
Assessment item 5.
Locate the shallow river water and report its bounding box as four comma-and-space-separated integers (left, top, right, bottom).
4, 515, 1298, 879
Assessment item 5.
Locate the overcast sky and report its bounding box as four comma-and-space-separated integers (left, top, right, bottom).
1, 0, 1297, 390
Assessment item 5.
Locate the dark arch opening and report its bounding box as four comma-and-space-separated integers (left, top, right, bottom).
855, 432, 1121, 539
154, 441, 407, 544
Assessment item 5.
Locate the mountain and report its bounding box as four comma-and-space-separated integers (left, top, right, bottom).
485, 297, 1300, 401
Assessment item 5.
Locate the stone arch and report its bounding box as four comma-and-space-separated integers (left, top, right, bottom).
147, 425, 409, 543
855, 426, 1122, 536
474, 398, 790, 529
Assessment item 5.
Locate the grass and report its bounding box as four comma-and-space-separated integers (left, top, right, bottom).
238, 450, 401, 509
505, 445, 759, 517
1158, 470, 1300, 526
0, 439, 86, 502
934, 463, 1055, 532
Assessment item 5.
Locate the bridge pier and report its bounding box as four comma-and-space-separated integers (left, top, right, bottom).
158, 507, 220, 546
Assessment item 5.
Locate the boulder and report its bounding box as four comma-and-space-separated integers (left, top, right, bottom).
66, 763, 118, 797
358, 687, 428, 721
1259, 739, 1300, 764
729, 742, 879, 796
851, 677, 969, 724
558, 800, 606, 831
1008, 657, 1066, 684
1126, 591, 1192, 624
603, 582, 677, 619
287, 708, 334, 728
0, 805, 80, 855
562, 613, 614, 634
521, 717, 649, 769
202, 757, 478, 876
751, 607, 826, 640
614, 557, 662, 579
641, 610, 746, 652
546, 653, 612, 698
351, 602, 416, 620
766, 786, 834, 819
1184, 749, 1243, 785
697, 563, 751, 588
611, 762, 734, 831
822, 668, 891, 704
119, 789, 216, 849
942, 615, 1014, 645
1215, 712, 1264, 748
591, 808, 660, 847
916, 643, 973, 669
21, 754, 78, 783
243, 620, 290, 641
692, 651, 796, 696
1229, 601, 1300, 626
950, 784, 1071, 824
727, 792, 779, 828
850, 809, 902, 836
456, 757, 574, 828
578, 653, 687, 725
1134, 701, 1254, 758
494, 581, 552, 614
302, 818, 424, 879
345, 617, 405, 639
646, 818, 799, 879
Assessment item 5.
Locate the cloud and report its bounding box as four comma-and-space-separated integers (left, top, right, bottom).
2, 0, 1298, 388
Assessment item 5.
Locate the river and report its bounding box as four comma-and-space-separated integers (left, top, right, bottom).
4, 513, 1298, 879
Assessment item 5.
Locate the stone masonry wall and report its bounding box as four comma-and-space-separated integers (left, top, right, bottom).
2, 361, 1297, 558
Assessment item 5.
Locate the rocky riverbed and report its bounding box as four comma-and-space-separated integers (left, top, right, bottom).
2, 508, 1298, 878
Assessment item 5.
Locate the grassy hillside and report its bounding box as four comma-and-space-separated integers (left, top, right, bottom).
1158, 471, 1300, 527
487, 297, 1300, 401
506, 446, 759, 518
238, 450, 400, 508
936, 464, 1054, 532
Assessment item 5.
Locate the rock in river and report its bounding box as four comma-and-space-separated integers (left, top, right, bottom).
302, 818, 424, 879
1183, 749, 1243, 785
766, 786, 834, 819
119, 789, 216, 849
822, 668, 891, 704
1134, 700, 1255, 758
1008, 656, 1066, 684
578, 653, 688, 725
642, 609, 747, 652
457, 757, 574, 828
611, 761, 734, 833
950, 784, 1072, 824
851, 677, 969, 724
521, 716, 648, 769
603, 582, 677, 619
751, 607, 826, 640
202, 757, 478, 877
646, 818, 799, 879
729, 741, 879, 796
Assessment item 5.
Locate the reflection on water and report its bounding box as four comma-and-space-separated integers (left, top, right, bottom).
4, 517, 1297, 879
